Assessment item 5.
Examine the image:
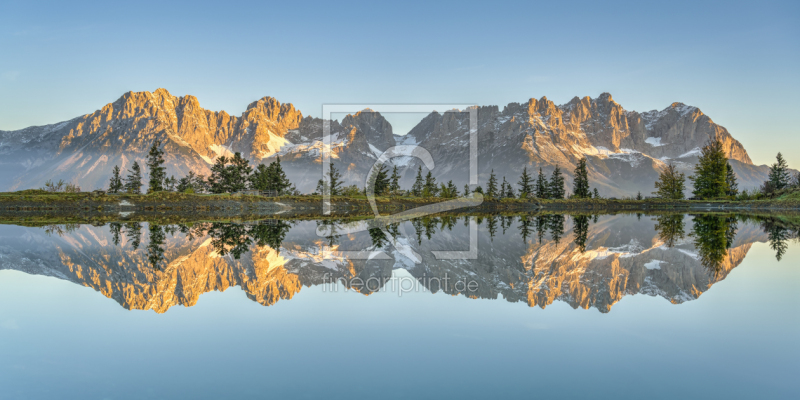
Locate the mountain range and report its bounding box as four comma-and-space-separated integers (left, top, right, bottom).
0, 89, 775, 196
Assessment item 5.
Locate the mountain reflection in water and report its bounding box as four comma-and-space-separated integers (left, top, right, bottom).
1, 213, 797, 313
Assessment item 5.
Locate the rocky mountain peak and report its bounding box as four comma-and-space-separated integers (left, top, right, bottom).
597, 92, 614, 103
525, 96, 560, 118
342, 109, 395, 150
667, 102, 700, 117
592, 92, 623, 114
244, 97, 302, 124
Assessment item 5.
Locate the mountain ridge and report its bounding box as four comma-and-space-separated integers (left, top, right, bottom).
0, 89, 770, 195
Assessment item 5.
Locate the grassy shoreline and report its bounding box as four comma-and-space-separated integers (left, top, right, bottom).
2, 206, 798, 228
1, 190, 799, 214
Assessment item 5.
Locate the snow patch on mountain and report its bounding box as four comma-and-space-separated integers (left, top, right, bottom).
644, 260, 664, 270
672, 103, 698, 117
606, 149, 644, 167
645, 137, 664, 147
368, 143, 382, 159
257, 130, 290, 159
210, 144, 234, 158
677, 147, 702, 158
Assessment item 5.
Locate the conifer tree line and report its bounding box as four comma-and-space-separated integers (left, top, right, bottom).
652, 137, 798, 200
104, 141, 580, 200
762, 152, 796, 196
104, 137, 796, 200
108, 140, 297, 195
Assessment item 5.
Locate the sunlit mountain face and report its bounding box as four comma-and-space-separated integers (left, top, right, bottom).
1, 213, 794, 313
0, 89, 781, 196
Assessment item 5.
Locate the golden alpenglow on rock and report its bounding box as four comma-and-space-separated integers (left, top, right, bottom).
0, 90, 777, 197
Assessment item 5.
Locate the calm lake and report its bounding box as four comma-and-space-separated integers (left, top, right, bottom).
0, 213, 798, 399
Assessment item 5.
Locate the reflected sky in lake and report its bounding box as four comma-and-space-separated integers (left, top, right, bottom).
0, 213, 798, 399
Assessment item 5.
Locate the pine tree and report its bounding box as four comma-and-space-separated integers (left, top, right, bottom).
548, 166, 565, 199
486, 170, 498, 198
368, 163, 391, 195
108, 165, 123, 193
266, 156, 292, 194
228, 152, 252, 192
377, 164, 391, 195
328, 163, 342, 195
725, 163, 739, 197
517, 166, 533, 199
164, 175, 177, 191
768, 152, 791, 190
653, 163, 686, 200
572, 157, 590, 198
124, 161, 143, 194
447, 180, 459, 198
206, 153, 253, 194
389, 166, 400, 193
690, 139, 729, 199
593, 188, 601, 199
439, 183, 449, 198
636, 191, 643, 201
535, 167, 549, 199
251, 156, 292, 194
146, 140, 167, 193
193, 173, 208, 193
176, 176, 191, 193
315, 179, 326, 195
423, 171, 438, 197
463, 184, 471, 196
250, 164, 271, 191
274, 156, 292, 194
177, 171, 197, 193
502, 177, 515, 198
474, 185, 484, 194
208, 156, 229, 193
411, 167, 424, 197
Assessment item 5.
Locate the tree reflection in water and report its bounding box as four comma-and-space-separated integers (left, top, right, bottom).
86, 212, 799, 273
535, 215, 547, 244
654, 214, 685, 248
368, 227, 389, 249
518, 215, 533, 243
106, 220, 296, 269
548, 214, 565, 245
124, 222, 142, 250
572, 214, 590, 252
43, 223, 78, 237
110, 222, 122, 246
316, 220, 342, 247
486, 215, 497, 240
147, 224, 166, 270
206, 221, 293, 260
753, 217, 800, 261
691, 214, 737, 276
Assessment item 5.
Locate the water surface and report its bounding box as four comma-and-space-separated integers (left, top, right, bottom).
0, 213, 798, 399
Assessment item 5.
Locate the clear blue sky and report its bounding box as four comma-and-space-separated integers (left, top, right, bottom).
1, 0, 798, 167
